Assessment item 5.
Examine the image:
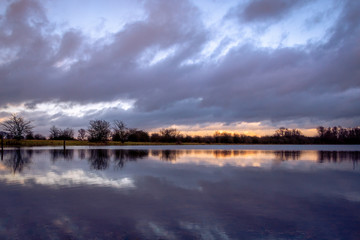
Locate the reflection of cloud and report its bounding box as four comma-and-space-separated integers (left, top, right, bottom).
342, 192, 360, 202
0, 148, 358, 193
180, 222, 230, 240
0, 169, 135, 189
53, 216, 82, 236
0, 148, 359, 239
148, 222, 177, 240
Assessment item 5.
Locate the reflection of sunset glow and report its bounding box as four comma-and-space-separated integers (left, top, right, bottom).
148, 150, 320, 167
0, 148, 358, 187
0, 163, 8, 171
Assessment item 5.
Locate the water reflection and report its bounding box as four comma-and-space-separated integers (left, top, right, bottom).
0, 149, 360, 174
50, 149, 74, 162
318, 151, 360, 170
0, 147, 359, 239
151, 149, 180, 162
318, 151, 360, 162
113, 149, 148, 169
274, 151, 301, 161
1, 149, 32, 173
89, 149, 110, 170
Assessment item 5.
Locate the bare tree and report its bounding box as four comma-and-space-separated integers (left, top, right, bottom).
0, 114, 34, 140
49, 126, 60, 139
49, 126, 74, 140
77, 128, 87, 140
88, 120, 111, 142
61, 128, 74, 140
34, 134, 46, 140
112, 120, 128, 143
160, 128, 181, 142
127, 128, 150, 142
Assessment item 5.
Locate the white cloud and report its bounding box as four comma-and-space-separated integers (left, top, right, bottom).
0, 99, 135, 118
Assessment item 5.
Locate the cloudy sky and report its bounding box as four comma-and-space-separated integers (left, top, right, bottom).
0, 0, 359, 136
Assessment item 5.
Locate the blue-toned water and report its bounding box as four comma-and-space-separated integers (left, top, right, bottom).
0, 145, 360, 239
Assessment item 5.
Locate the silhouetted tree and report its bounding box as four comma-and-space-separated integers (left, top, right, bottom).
150, 133, 161, 142
88, 120, 111, 142
25, 132, 35, 139
316, 126, 360, 144
112, 120, 128, 143
49, 126, 60, 139
214, 131, 233, 143
49, 126, 74, 140
272, 127, 305, 144
77, 128, 87, 140
34, 134, 46, 140
159, 128, 181, 142
1, 114, 34, 140
61, 128, 74, 140
317, 126, 326, 141
203, 135, 216, 144
127, 128, 150, 142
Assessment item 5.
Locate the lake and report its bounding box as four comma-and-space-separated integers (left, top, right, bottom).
0, 145, 360, 239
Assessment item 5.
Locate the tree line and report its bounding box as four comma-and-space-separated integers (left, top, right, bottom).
1, 114, 359, 144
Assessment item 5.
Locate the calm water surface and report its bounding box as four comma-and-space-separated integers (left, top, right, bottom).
0, 145, 360, 239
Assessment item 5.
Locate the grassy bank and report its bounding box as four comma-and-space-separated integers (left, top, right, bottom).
1, 139, 199, 147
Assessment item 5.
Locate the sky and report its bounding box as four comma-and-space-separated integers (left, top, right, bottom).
0, 0, 359, 137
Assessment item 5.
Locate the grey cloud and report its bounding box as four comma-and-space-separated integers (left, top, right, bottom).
228, 0, 308, 25
55, 30, 84, 60
0, 0, 359, 132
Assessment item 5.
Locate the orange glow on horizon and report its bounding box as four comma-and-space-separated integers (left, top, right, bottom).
149, 128, 318, 137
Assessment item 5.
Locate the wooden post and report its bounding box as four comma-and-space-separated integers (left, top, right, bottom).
1, 135, 3, 160
63, 139, 66, 150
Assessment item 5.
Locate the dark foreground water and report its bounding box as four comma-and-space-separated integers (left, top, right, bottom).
0, 145, 360, 240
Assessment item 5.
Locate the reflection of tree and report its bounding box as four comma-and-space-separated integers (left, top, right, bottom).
159, 150, 179, 162
88, 149, 110, 170
152, 150, 188, 162
233, 150, 250, 157
26, 149, 34, 158
49, 149, 74, 162
211, 150, 254, 158
151, 150, 161, 157
78, 149, 86, 160
274, 151, 301, 161
213, 150, 232, 158
318, 151, 360, 164
113, 149, 148, 169
3, 149, 32, 174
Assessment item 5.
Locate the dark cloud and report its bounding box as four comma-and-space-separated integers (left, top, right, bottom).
229, 0, 309, 25
0, 0, 359, 132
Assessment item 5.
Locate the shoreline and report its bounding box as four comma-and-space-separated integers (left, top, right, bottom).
2, 139, 360, 147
